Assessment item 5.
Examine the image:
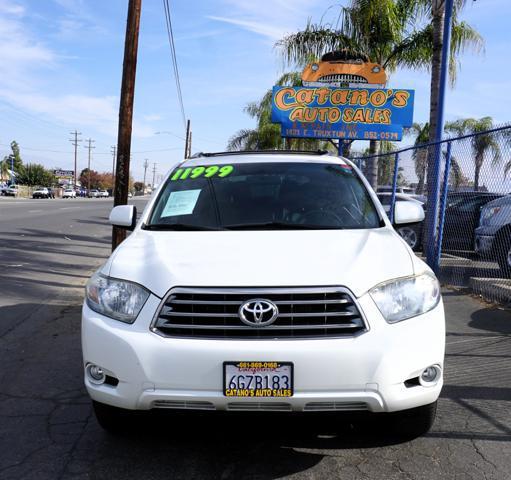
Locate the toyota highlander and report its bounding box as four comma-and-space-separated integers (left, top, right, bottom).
82, 151, 444, 436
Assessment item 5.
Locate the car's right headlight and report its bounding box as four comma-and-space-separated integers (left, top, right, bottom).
85, 271, 150, 323
369, 273, 440, 323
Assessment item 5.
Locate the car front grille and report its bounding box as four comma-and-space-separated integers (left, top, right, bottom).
317, 74, 368, 84
152, 287, 367, 340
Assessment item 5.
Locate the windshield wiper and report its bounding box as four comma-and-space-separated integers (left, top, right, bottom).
143, 223, 223, 231
224, 222, 344, 230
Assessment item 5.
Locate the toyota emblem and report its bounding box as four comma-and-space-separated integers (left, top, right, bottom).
238, 299, 279, 327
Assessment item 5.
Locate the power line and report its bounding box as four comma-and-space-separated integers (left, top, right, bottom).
162, 0, 186, 130
0, 143, 183, 155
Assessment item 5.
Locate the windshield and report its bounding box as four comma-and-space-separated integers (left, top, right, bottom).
147, 162, 381, 230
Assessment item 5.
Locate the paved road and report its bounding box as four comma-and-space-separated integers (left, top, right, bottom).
0, 197, 510, 479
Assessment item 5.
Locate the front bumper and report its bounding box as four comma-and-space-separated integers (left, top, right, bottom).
82, 294, 445, 413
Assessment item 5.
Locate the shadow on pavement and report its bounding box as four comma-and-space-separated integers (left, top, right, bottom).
469, 307, 511, 334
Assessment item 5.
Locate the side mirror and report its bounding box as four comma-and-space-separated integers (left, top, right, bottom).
109, 205, 137, 230
393, 201, 425, 225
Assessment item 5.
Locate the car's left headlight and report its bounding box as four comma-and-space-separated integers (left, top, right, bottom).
369, 273, 440, 323
85, 271, 150, 323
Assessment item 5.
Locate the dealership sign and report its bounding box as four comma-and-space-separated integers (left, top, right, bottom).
271, 86, 414, 141
54, 169, 74, 177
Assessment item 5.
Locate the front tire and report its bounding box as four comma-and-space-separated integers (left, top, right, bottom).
396, 224, 420, 251
92, 400, 132, 434
386, 401, 437, 439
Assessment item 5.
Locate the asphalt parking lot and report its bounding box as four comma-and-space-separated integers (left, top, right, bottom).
0, 197, 510, 479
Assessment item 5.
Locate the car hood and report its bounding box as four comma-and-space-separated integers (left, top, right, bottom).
105, 228, 415, 298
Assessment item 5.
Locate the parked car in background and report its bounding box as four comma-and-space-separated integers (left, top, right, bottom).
377, 185, 415, 195
32, 187, 50, 199
441, 192, 503, 251
475, 195, 511, 277
63, 188, 77, 198
377, 193, 425, 251
99, 190, 109, 198
5, 185, 18, 197
88, 189, 100, 198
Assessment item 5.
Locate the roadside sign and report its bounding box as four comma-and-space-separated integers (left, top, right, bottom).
54, 169, 74, 177
271, 86, 414, 141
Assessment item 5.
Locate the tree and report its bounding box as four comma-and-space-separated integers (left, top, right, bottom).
79, 168, 101, 190
2, 140, 24, 173
133, 181, 144, 192
16, 164, 55, 186
407, 123, 430, 194
445, 117, 501, 191
277, 0, 482, 188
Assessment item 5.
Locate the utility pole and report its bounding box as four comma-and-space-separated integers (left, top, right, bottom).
69, 130, 82, 188
185, 119, 191, 158
111, 146, 117, 188
152, 163, 157, 190
143, 159, 149, 193
84, 139, 96, 192
113, 0, 143, 250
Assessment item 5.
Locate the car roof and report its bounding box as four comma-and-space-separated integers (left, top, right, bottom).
481, 194, 511, 207
182, 151, 349, 167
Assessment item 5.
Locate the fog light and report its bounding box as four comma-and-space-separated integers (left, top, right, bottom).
86, 364, 106, 384
419, 365, 441, 386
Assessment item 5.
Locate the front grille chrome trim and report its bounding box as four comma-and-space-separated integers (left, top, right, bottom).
151, 286, 368, 340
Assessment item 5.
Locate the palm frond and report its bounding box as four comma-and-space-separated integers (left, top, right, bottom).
276, 21, 363, 67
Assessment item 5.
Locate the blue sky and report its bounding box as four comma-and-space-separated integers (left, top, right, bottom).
0, 0, 510, 182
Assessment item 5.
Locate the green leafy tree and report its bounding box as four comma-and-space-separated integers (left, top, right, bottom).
16, 164, 55, 186
277, 0, 482, 188
445, 117, 501, 191
2, 141, 24, 174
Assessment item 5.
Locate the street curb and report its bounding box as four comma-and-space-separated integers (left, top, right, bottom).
470, 277, 511, 305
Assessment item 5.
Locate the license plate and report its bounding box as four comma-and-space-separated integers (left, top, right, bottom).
224, 361, 293, 397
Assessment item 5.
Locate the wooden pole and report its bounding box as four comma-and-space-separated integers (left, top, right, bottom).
184, 119, 191, 158
112, 0, 142, 250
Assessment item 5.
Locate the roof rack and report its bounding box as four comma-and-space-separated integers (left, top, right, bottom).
190, 150, 332, 158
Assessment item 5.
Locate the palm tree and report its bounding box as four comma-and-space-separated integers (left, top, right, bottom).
445, 117, 501, 191
228, 72, 332, 152
406, 123, 430, 194
277, 0, 481, 188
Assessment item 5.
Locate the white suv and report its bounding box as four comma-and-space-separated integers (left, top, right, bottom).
82, 152, 444, 436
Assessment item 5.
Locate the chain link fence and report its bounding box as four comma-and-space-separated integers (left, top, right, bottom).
351, 124, 511, 305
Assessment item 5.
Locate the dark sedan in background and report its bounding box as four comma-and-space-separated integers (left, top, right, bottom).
378, 191, 503, 252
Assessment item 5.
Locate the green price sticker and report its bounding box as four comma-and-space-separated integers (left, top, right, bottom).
171, 165, 234, 181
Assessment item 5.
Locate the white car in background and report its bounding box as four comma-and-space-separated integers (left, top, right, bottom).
5, 185, 18, 197
99, 190, 109, 198
88, 189, 100, 198
83, 151, 444, 438
377, 193, 425, 251
63, 189, 77, 198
